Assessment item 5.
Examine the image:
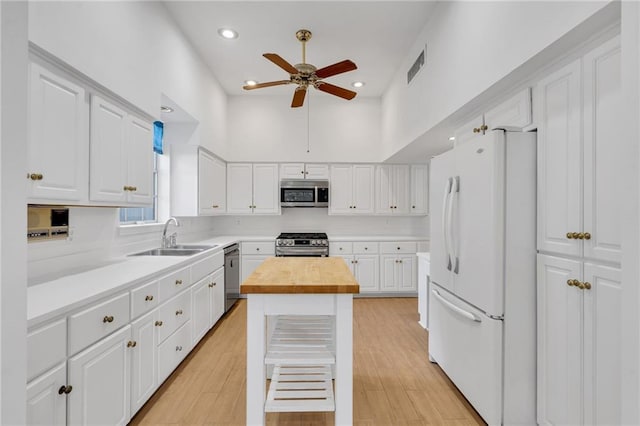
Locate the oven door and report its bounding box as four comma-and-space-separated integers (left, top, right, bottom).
275, 247, 329, 257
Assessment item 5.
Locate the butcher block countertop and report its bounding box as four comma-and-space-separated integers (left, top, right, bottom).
241, 257, 360, 294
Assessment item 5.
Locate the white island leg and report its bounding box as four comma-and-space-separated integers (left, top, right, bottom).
335, 294, 353, 425
246, 295, 266, 426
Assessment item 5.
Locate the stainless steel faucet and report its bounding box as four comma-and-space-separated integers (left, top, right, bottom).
162, 217, 179, 248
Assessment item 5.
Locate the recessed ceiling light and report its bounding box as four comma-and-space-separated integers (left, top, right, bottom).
351, 81, 365, 88
448, 136, 456, 141
218, 28, 238, 40
244, 80, 258, 86
160, 106, 174, 113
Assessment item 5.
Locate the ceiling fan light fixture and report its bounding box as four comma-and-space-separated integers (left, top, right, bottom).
218, 28, 238, 40
244, 80, 258, 86
351, 81, 365, 88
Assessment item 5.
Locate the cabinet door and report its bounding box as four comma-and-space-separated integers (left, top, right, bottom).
227, 163, 253, 214
198, 151, 218, 215
410, 165, 428, 215
329, 165, 353, 214
583, 262, 621, 425
241, 255, 268, 283
126, 116, 153, 205
375, 165, 393, 214
355, 255, 379, 292
26, 362, 66, 426
380, 255, 398, 291
583, 36, 622, 264
352, 165, 375, 214
537, 255, 582, 425
211, 155, 227, 214
191, 275, 212, 344
393, 165, 411, 214
28, 63, 87, 202
484, 88, 532, 131
336, 256, 355, 275
397, 255, 416, 291
280, 163, 305, 179
536, 59, 582, 257
68, 325, 131, 426
210, 267, 225, 326
305, 164, 329, 179
89, 96, 128, 203
130, 310, 158, 415
252, 163, 279, 214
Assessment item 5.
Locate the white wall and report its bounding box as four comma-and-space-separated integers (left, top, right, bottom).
0, 2, 28, 423
227, 94, 381, 162
28, 1, 228, 157
381, 0, 610, 160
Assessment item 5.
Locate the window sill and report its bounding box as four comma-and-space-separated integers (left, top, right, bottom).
118, 222, 164, 236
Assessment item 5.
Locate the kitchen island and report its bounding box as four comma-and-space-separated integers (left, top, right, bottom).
241, 257, 359, 425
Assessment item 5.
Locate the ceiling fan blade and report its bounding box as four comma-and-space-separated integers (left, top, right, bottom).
315, 60, 357, 79
291, 86, 307, 108
242, 80, 291, 90
263, 53, 299, 75
315, 82, 357, 100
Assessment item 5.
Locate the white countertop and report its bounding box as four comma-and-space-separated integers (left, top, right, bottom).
27, 234, 428, 327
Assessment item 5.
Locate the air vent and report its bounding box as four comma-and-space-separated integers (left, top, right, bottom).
407, 46, 426, 84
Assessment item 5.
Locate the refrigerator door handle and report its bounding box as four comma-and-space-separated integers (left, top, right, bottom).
432, 289, 481, 322
442, 177, 453, 271
448, 176, 460, 274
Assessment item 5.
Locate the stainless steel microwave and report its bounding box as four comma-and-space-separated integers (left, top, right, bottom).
280, 179, 329, 208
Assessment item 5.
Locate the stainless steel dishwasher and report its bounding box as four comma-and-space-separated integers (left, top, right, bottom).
224, 244, 240, 312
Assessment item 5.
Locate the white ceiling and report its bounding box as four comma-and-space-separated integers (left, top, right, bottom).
163, 1, 437, 98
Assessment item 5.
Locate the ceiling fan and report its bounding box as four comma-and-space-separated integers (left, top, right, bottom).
242, 29, 358, 108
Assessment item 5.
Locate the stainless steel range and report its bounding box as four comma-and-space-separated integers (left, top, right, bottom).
275, 232, 329, 257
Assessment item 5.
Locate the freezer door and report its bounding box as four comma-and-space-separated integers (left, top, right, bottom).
428, 149, 456, 293
452, 132, 505, 315
428, 283, 503, 425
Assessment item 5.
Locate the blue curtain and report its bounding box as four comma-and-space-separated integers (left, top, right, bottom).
153, 121, 164, 154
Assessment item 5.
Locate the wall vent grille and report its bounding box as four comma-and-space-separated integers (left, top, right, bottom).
407, 47, 425, 84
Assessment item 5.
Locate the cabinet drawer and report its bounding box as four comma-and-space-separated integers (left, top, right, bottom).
353, 242, 378, 254
158, 266, 191, 302
191, 250, 224, 283
131, 280, 159, 319
330, 242, 353, 255
157, 320, 192, 384
68, 292, 130, 355
157, 291, 191, 343
380, 241, 417, 254
27, 318, 67, 381
242, 241, 274, 255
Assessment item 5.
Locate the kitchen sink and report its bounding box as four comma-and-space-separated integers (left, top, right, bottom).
128, 244, 217, 257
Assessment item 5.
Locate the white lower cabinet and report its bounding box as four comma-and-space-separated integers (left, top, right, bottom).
241, 241, 274, 283
537, 254, 621, 425
68, 325, 132, 426
130, 310, 158, 415
26, 362, 67, 426
158, 321, 192, 384
380, 255, 416, 291
191, 275, 212, 344
210, 268, 225, 326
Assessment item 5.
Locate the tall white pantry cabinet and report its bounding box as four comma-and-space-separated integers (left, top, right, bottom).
536, 35, 622, 425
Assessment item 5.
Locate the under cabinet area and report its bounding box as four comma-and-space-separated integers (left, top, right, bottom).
171, 146, 227, 216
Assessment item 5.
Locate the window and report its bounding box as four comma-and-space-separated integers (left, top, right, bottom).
119, 154, 158, 224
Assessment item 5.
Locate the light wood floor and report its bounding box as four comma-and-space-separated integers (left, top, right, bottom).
130, 298, 485, 426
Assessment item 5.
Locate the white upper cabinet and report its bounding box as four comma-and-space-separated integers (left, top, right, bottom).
280, 163, 329, 180
171, 146, 226, 216
28, 62, 88, 203
375, 165, 410, 215
537, 36, 621, 264
329, 164, 375, 215
227, 163, 279, 215
89, 95, 153, 206
410, 165, 428, 215
454, 88, 532, 146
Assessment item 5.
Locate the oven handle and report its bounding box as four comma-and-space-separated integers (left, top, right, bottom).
276, 248, 329, 256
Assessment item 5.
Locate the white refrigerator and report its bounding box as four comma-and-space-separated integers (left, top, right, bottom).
428, 129, 536, 425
